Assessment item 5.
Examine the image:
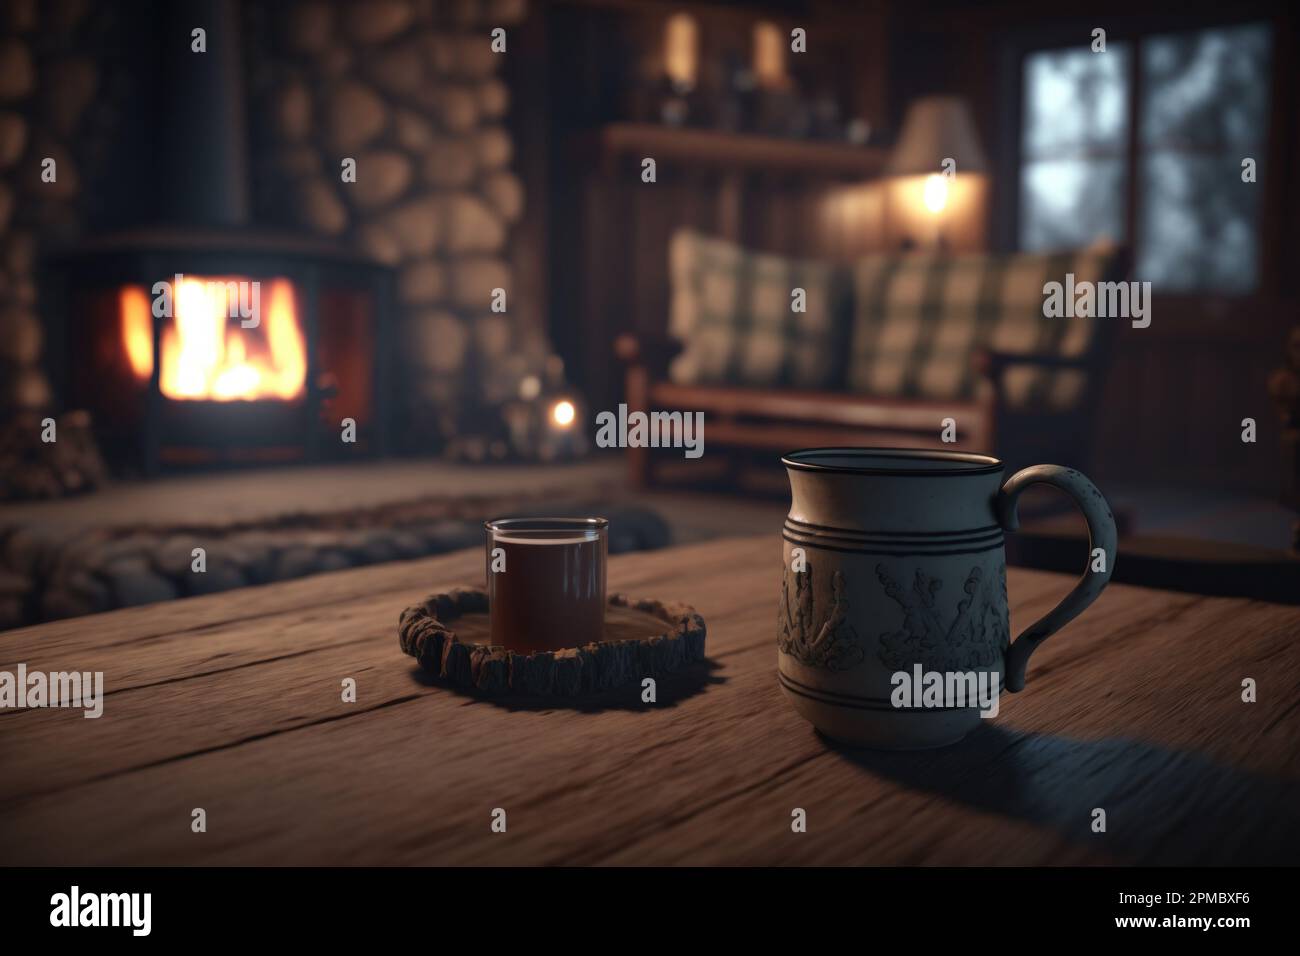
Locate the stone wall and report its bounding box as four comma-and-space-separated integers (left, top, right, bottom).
0, 0, 546, 461
0, 0, 120, 419
0, 1, 124, 497
257, 0, 547, 448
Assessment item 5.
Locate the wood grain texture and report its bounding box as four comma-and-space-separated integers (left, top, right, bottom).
2, 536, 1298, 865
588, 124, 889, 178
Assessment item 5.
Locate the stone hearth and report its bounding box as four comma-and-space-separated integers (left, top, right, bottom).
2, 0, 550, 497
0, 458, 677, 631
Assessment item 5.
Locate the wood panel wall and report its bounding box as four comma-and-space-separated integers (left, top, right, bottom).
1094, 307, 1291, 493
536, 0, 894, 413
931, 0, 1299, 493
516, 0, 1297, 495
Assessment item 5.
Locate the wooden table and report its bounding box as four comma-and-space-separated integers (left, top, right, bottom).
2, 535, 1298, 865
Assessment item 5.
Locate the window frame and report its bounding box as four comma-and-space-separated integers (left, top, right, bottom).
998, 8, 1287, 310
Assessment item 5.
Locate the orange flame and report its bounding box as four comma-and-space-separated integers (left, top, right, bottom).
120, 285, 153, 380
119, 276, 306, 401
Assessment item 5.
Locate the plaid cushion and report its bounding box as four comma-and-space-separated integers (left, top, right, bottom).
847, 246, 1122, 410
668, 230, 851, 389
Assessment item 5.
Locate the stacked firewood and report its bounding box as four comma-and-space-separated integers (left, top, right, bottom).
0, 409, 106, 501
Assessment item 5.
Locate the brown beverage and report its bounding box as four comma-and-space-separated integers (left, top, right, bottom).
486, 518, 608, 652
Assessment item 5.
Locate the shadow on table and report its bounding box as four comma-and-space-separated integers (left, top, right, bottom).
407, 657, 725, 713
825, 724, 1300, 865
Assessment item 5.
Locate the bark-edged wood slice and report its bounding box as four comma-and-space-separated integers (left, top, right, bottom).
398, 586, 707, 696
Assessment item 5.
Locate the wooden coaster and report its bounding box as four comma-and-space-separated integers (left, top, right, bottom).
398, 586, 707, 696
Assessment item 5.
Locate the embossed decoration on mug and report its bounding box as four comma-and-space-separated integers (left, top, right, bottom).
486, 517, 608, 653
778, 448, 1116, 749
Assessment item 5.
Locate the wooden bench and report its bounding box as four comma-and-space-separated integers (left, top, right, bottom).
616, 334, 1113, 488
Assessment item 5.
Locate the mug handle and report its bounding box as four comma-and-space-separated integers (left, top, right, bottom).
996, 464, 1117, 692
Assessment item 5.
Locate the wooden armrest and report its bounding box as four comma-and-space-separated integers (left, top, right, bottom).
974, 348, 1093, 378
614, 334, 683, 377
650, 381, 988, 424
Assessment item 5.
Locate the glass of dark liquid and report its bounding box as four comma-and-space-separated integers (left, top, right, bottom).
485, 517, 608, 653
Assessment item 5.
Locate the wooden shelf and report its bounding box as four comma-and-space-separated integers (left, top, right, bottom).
581, 122, 888, 178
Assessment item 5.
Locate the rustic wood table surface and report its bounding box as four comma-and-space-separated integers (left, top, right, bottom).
2, 535, 1298, 865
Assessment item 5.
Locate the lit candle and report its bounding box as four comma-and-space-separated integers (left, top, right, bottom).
663, 13, 699, 92
753, 21, 788, 90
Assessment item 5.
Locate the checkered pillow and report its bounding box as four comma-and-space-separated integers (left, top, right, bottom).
667, 230, 851, 389
847, 247, 1122, 410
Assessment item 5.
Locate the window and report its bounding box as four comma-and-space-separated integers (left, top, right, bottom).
1018, 22, 1271, 293
1020, 44, 1131, 253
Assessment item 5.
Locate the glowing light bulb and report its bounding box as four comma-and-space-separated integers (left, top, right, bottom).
923, 173, 949, 214
551, 399, 576, 428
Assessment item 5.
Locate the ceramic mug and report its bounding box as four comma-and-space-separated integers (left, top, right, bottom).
778, 447, 1116, 749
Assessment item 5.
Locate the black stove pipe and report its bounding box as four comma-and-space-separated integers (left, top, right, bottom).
157, 0, 251, 227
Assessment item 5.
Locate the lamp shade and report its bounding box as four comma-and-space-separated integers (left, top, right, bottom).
886, 96, 987, 176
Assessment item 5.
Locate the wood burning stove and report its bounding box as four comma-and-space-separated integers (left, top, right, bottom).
38, 0, 394, 474
45, 228, 393, 473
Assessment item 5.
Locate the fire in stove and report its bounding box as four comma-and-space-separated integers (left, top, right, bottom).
44, 0, 392, 474
118, 276, 307, 402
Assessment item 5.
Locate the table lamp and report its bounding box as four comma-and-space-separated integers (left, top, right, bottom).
886, 96, 987, 249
